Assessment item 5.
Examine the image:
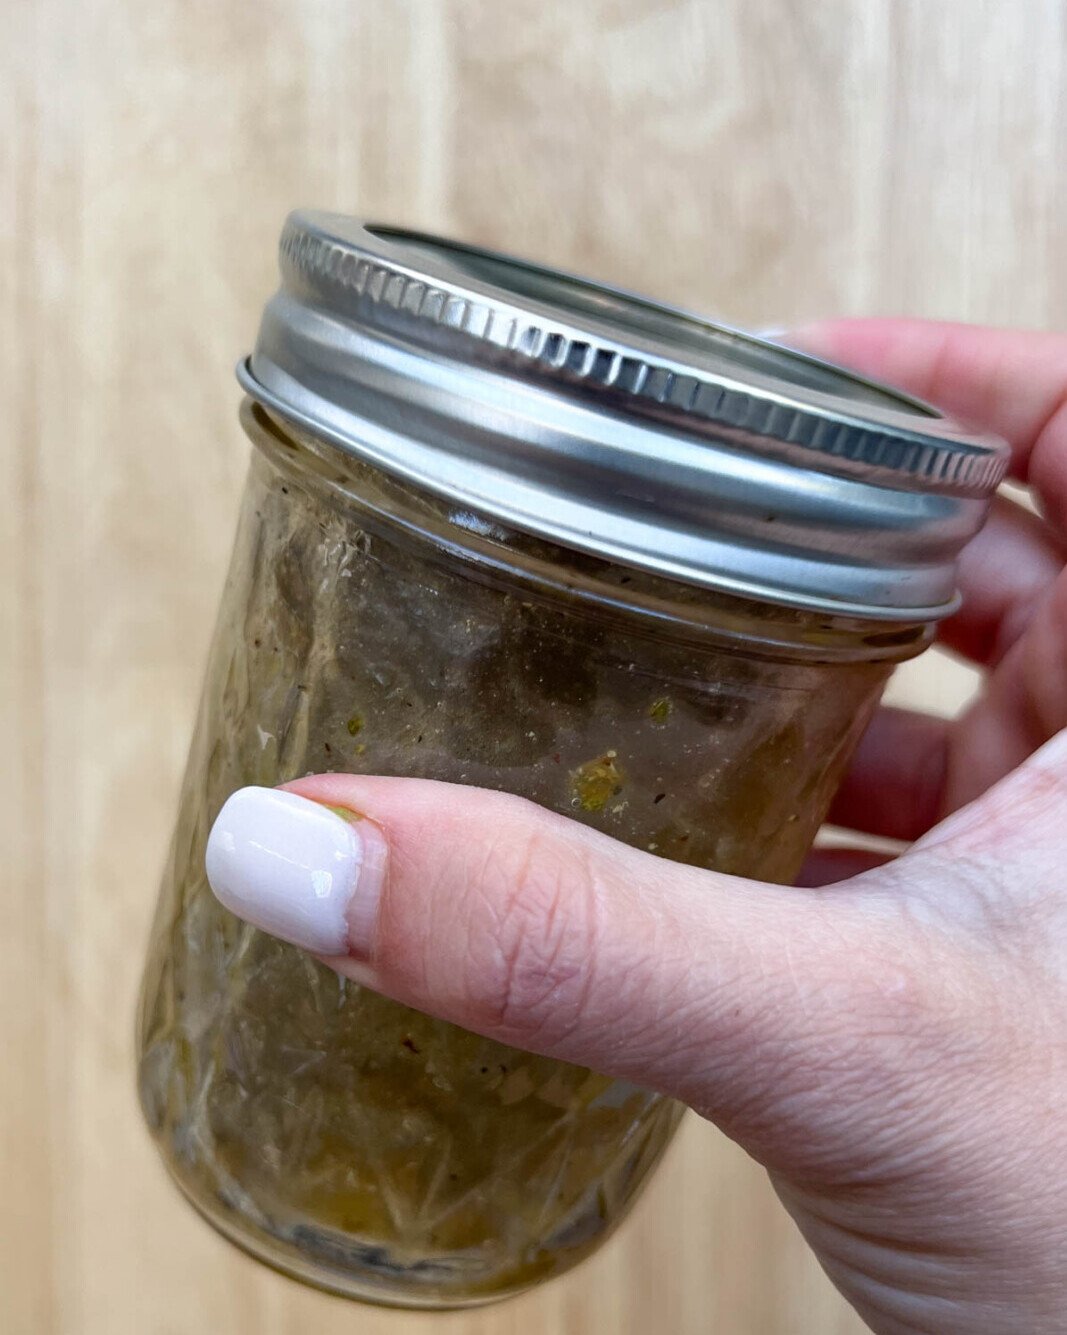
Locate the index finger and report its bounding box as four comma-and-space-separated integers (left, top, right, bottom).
788, 320, 1067, 667
789, 319, 1067, 532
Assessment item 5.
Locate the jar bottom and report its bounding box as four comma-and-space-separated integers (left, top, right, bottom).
148, 1112, 683, 1309
170, 1172, 522, 1309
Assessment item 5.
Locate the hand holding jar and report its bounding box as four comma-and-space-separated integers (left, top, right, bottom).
139, 217, 1066, 1333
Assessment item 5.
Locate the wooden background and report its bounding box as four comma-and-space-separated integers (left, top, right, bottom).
4, 1, 1067, 1332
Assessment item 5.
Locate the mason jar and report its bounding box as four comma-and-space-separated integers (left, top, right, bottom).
136, 213, 1006, 1307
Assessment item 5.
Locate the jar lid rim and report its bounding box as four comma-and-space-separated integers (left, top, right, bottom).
241, 210, 1009, 621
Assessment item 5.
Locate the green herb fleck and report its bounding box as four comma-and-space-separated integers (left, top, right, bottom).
346, 714, 364, 736
649, 696, 672, 724
571, 751, 625, 812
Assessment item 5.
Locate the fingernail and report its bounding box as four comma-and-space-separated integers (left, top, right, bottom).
205, 787, 384, 956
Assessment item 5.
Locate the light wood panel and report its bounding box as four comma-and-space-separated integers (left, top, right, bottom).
4, 2, 1065, 1332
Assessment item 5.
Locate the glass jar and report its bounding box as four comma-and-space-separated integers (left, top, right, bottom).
137, 215, 1006, 1308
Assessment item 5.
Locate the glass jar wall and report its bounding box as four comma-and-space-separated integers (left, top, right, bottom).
137, 403, 921, 1307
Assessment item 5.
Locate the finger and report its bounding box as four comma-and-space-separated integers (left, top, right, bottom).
787, 320, 1067, 527
941, 493, 1064, 667
825, 706, 951, 841
843, 573, 1067, 824
940, 571, 1067, 813
203, 776, 914, 1156
786, 320, 1067, 665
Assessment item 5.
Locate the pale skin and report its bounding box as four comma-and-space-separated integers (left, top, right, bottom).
280, 322, 1067, 1334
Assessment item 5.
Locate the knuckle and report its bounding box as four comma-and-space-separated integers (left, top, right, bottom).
462, 817, 602, 1049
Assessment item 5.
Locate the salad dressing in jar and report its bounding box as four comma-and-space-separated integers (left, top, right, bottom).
137, 213, 1006, 1307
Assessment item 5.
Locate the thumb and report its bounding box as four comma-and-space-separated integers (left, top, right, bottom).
204, 774, 920, 1156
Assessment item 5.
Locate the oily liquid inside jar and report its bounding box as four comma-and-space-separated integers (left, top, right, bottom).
137, 403, 924, 1306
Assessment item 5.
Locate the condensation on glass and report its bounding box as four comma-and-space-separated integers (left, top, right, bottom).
136, 214, 1007, 1308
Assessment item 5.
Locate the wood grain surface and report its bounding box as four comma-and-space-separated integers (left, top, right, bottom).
4, 2, 1066, 1332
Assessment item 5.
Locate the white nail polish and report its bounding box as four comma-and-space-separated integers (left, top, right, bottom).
206, 787, 363, 955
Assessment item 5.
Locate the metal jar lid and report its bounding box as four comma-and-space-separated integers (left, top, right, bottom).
238, 210, 1009, 621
